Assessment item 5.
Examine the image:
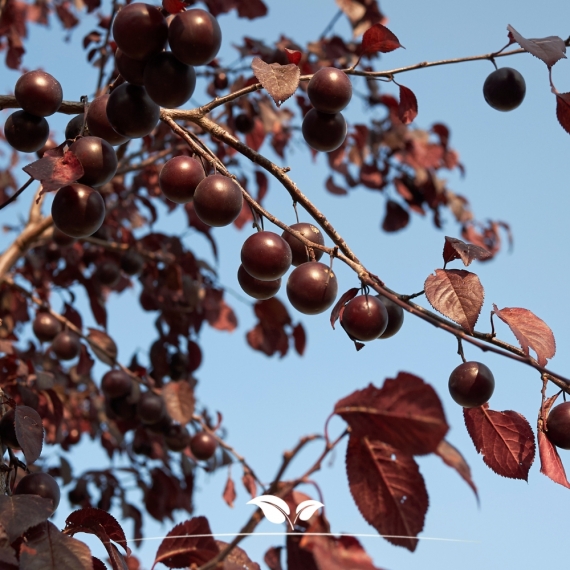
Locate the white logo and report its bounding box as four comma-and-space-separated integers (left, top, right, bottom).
247, 495, 324, 530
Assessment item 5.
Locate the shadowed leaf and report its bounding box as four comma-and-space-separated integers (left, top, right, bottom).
215, 541, 261, 569
464, 404, 535, 480
382, 200, 409, 232
223, 472, 236, 508
15, 405, 43, 464
443, 236, 491, 266
325, 176, 348, 196
0, 495, 53, 543
346, 435, 427, 552
152, 517, 219, 569
397, 84, 417, 124
292, 323, 306, 356
335, 372, 448, 455
507, 24, 566, 67
65, 507, 128, 553
424, 269, 484, 333
330, 288, 359, 329
435, 440, 478, 500
162, 381, 195, 424
251, 57, 300, 107
492, 304, 556, 366
22, 151, 84, 195
555, 92, 570, 134
264, 546, 283, 570
361, 23, 403, 55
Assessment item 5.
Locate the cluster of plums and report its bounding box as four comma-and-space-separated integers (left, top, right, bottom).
302, 67, 351, 153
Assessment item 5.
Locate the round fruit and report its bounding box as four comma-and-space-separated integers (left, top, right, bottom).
307, 67, 352, 114
52, 184, 106, 238
69, 136, 118, 187
97, 261, 121, 286
159, 156, 205, 203
0, 409, 19, 449
483, 67, 526, 112
376, 294, 404, 339
137, 391, 165, 425
241, 231, 292, 281
188, 340, 202, 373
168, 9, 222, 66
120, 250, 144, 275
4, 111, 49, 153
65, 114, 85, 140
32, 312, 62, 342
115, 48, 148, 86
193, 174, 243, 227
281, 223, 325, 266
234, 113, 254, 134
14, 472, 61, 512
112, 3, 167, 61
341, 295, 388, 341
302, 109, 346, 152
286, 262, 338, 315
448, 361, 495, 408
143, 52, 196, 108
106, 83, 160, 139
52, 330, 81, 360
101, 369, 132, 398
36, 138, 58, 158
237, 264, 281, 300
190, 431, 218, 460
546, 402, 570, 449
165, 424, 191, 452
86, 95, 130, 146
15, 70, 62, 117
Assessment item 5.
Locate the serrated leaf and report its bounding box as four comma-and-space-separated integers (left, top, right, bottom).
360, 23, 403, 55
492, 304, 555, 366
434, 440, 478, 500
507, 24, 566, 68
334, 372, 448, 455
22, 151, 84, 195
65, 507, 128, 553
15, 405, 43, 464
152, 517, 219, 570
162, 381, 195, 424
295, 500, 324, 522
555, 92, 570, 135
424, 269, 484, 333
251, 57, 300, 107
443, 236, 492, 266
346, 435, 427, 552
397, 84, 417, 124
0, 495, 53, 543
246, 495, 291, 525
464, 404, 535, 480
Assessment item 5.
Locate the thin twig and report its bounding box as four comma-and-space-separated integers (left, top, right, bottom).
0, 178, 34, 212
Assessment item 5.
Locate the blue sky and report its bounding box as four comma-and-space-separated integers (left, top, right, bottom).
2, 0, 570, 568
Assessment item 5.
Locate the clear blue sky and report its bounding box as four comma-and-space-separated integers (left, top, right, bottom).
2, 0, 570, 568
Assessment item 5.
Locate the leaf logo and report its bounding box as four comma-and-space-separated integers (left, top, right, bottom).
246, 495, 324, 530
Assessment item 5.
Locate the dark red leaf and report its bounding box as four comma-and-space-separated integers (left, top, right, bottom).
434, 440, 478, 500
507, 24, 566, 68
215, 541, 260, 569
162, 381, 195, 425
76, 344, 95, 376
245, 118, 266, 151
334, 372, 448, 455
301, 533, 386, 570
492, 304, 556, 366
330, 287, 359, 330
464, 404, 535, 480
397, 84, 417, 124
222, 472, 236, 508
22, 151, 84, 194
287, 533, 319, 570
264, 546, 283, 570
162, 0, 185, 14
152, 517, 219, 569
19, 521, 92, 570
346, 435, 427, 552
55, 3, 79, 29
555, 92, 570, 134
325, 175, 348, 196
65, 507, 128, 553
92, 556, 107, 570
361, 23, 403, 55
443, 236, 491, 267
254, 297, 292, 326
241, 469, 257, 498
285, 48, 302, 65
424, 269, 484, 333
207, 300, 238, 332
251, 57, 300, 107
255, 170, 268, 202
15, 405, 43, 464
0, 495, 53, 543
382, 200, 409, 232
236, 0, 267, 19
62, 303, 82, 330
292, 323, 306, 356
